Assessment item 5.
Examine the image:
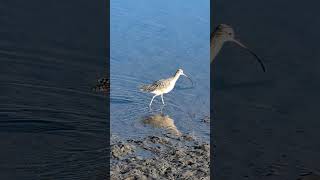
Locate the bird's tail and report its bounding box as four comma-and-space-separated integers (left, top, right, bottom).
139, 84, 151, 92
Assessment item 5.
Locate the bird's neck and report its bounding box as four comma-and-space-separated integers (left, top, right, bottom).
211, 36, 225, 63
173, 73, 181, 82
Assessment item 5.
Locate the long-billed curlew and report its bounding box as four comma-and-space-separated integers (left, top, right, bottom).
140, 69, 192, 108
211, 24, 266, 72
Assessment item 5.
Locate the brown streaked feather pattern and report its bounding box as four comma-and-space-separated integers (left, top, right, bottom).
140, 78, 173, 92
93, 77, 109, 92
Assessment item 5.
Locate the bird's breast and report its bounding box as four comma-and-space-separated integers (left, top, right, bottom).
162, 82, 175, 93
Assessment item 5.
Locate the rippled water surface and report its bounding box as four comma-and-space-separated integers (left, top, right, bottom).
111, 0, 210, 141
213, 0, 320, 179
0, 1, 107, 179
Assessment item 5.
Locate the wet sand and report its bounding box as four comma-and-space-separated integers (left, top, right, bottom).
110, 133, 210, 180
110, 112, 210, 179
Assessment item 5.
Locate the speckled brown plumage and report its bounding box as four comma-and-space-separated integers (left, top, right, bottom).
93, 77, 109, 92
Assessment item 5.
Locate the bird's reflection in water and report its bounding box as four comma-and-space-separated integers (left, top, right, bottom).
141, 112, 182, 137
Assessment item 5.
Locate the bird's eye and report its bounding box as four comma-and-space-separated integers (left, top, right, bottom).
228, 33, 232, 35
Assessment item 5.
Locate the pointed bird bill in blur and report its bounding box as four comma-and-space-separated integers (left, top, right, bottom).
210, 24, 266, 72
180, 72, 194, 86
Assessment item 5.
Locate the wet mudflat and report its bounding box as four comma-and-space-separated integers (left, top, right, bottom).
110, 134, 210, 180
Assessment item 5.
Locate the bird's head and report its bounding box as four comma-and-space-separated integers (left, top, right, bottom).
213, 24, 235, 42
175, 68, 185, 76
175, 68, 194, 86
211, 24, 266, 72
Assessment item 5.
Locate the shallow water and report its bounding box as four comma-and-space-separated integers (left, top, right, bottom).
0, 1, 107, 179
111, 0, 210, 141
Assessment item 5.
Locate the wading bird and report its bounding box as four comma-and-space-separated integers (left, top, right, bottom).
211, 24, 266, 72
140, 69, 193, 108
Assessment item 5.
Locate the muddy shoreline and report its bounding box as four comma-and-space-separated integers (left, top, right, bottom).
110, 133, 210, 180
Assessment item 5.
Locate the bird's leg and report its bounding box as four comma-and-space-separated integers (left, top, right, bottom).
160, 104, 165, 113
161, 94, 165, 105
149, 95, 157, 108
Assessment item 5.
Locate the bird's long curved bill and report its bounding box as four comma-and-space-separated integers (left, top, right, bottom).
182, 74, 194, 86
232, 39, 266, 72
